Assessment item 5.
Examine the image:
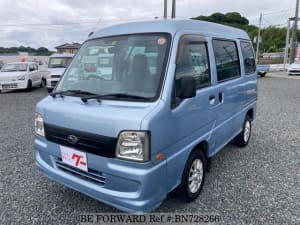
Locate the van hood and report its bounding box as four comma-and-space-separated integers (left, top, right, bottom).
0, 71, 26, 81
47, 67, 66, 75
36, 96, 159, 138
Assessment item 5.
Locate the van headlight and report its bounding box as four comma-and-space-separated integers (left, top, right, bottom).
35, 113, 45, 137
116, 131, 150, 162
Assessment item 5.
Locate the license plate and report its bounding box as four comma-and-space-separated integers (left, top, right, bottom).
60, 146, 88, 172
2, 83, 17, 89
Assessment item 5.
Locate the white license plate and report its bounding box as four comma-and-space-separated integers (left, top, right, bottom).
2, 83, 17, 89
60, 146, 88, 172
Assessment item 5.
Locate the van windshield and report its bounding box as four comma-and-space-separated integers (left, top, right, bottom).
48, 57, 72, 68
56, 33, 170, 101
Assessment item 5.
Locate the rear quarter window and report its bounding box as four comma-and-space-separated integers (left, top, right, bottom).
212, 39, 241, 82
240, 41, 256, 74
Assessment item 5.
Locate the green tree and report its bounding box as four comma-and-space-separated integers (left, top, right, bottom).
192, 12, 290, 54
0, 46, 53, 55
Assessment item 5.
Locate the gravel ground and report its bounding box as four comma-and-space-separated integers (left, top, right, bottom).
0, 76, 300, 225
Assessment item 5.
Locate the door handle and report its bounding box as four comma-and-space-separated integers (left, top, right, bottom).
209, 95, 215, 104
219, 92, 223, 102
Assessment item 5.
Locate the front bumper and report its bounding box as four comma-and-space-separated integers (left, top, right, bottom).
288, 70, 300, 75
0, 80, 27, 90
35, 138, 167, 212
46, 78, 59, 89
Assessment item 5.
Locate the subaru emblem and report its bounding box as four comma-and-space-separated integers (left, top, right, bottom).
67, 135, 79, 144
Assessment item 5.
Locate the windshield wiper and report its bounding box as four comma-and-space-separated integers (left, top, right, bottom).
50, 89, 97, 98
102, 93, 149, 100
81, 93, 149, 103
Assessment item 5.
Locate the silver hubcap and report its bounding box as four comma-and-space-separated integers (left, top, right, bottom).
188, 159, 203, 193
244, 120, 251, 142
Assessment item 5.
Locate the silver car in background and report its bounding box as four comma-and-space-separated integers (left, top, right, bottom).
287, 59, 300, 76
0, 62, 43, 93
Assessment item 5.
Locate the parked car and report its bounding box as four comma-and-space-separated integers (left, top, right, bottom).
256, 64, 270, 77
0, 62, 43, 93
287, 60, 300, 75
46, 53, 73, 93
32, 59, 48, 85
35, 20, 257, 212
0, 60, 4, 69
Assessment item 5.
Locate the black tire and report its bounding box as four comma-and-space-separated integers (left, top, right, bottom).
26, 80, 32, 91
47, 88, 53, 93
0, 90, 2, 94
175, 150, 206, 202
40, 79, 44, 88
42, 78, 46, 86
260, 72, 266, 77
234, 115, 252, 147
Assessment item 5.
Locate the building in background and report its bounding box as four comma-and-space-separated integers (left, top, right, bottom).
55, 43, 81, 54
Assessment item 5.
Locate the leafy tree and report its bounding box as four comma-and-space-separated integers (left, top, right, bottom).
192, 12, 249, 26
0, 46, 53, 55
192, 12, 291, 53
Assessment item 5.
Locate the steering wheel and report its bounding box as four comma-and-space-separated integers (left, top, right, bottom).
86, 74, 103, 80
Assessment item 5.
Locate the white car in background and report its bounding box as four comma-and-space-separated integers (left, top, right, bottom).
287, 59, 300, 76
46, 53, 73, 93
0, 62, 43, 93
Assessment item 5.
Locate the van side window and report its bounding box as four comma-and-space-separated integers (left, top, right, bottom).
212, 39, 241, 82
240, 41, 256, 74
175, 43, 210, 88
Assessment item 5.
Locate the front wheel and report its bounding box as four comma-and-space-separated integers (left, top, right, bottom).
42, 78, 46, 86
176, 150, 206, 202
234, 116, 252, 147
40, 79, 45, 88
26, 80, 32, 91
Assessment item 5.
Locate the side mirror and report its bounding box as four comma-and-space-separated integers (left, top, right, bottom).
29, 66, 34, 72
176, 76, 196, 99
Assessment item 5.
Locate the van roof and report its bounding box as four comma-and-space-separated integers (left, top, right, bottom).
90, 19, 250, 40
50, 53, 74, 58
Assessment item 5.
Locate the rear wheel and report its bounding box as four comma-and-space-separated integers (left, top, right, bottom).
176, 150, 206, 202
235, 115, 252, 147
47, 88, 53, 93
259, 72, 266, 77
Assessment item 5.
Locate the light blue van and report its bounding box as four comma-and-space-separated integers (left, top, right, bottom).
35, 19, 257, 212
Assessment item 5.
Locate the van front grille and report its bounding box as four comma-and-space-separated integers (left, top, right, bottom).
50, 81, 58, 87
56, 158, 106, 185
44, 123, 117, 158
51, 75, 61, 78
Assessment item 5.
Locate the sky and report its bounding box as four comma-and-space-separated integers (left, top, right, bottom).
0, 0, 296, 50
